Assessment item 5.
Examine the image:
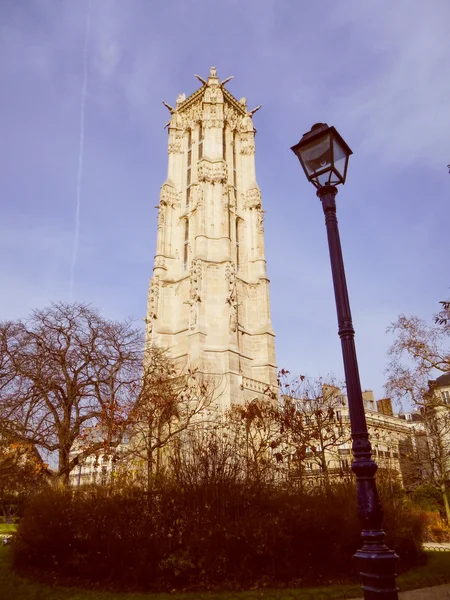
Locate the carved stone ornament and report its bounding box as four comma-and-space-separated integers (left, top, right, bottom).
240, 112, 255, 133
198, 160, 228, 184
203, 116, 224, 129
204, 86, 223, 105
257, 209, 266, 232
224, 104, 242, 131
189, 259, 202, 301
169, 112, 183, 129
190, 184, 203, 210
240, 131, 255, 155
227, 185, 236, 210
225, 261, 235, 296
188, 259, 202, 330
160, 183, 178, 207
225, 262, 238, 332
245, 187, 262, 210
180, 102, 202, 130
146, 276, 160, 334
168, 128, 184, 154
154, 256, 166, 269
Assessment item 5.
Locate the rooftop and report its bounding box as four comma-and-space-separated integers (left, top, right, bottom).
429, 373, 450, 388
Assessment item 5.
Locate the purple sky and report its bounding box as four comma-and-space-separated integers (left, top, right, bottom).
1, 0, 449, 401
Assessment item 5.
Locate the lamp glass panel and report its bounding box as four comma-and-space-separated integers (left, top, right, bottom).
332, 137, 348, 180
300, 134, 332, 177
316, 171, 333, 187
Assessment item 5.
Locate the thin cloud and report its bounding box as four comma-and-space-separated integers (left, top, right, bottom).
70, 0, 92, 301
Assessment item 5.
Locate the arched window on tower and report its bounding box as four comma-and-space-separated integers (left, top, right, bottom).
186, 129, 192, 193
184, 219, 189, 270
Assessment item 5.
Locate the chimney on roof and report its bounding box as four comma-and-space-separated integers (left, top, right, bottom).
377, 398, 393, 416
362, 390, 375, 411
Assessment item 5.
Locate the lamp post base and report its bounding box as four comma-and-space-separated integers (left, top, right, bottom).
355, 543, 398, 599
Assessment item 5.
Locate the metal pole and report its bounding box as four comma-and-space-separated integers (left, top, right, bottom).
317, 184, 398, 600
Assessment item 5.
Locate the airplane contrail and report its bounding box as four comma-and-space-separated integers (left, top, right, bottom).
69, 0, 92, 301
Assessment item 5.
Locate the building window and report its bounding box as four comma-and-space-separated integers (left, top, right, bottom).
186, 186, 191, 209
336, 410, 342, 421
442, 390, 450, 404
184, 219, 189, 270
198, 122, 203, 160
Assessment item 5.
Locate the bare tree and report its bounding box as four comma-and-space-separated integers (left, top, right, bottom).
122, 358, 222, 489
386, 301, 450, 522
0, 302, 145, 485
435, 298, 450, 326
278, 375, 350, 492
423, 400, 450, 523
227, 398, 282, 485
386, 303, 450, 408
168, 419, 246, 489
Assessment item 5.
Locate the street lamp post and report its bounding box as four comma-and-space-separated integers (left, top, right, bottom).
291, 123, 399, 599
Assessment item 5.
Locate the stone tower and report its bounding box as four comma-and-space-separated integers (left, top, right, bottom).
146, 67, 277, 408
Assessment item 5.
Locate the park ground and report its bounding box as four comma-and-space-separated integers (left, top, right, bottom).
1, 522, 450, 600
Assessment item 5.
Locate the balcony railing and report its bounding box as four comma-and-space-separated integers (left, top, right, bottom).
241, 376, 274, 397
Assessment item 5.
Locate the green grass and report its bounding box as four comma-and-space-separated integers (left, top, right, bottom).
396, 552, 450, 591
0, 547, 449, 600
0, 523, 17, 534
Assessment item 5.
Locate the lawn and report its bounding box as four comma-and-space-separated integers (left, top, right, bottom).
0, 523, 17, 534
0, 546, 449, 600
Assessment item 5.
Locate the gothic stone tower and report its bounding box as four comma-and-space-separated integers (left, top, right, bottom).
146, 67, 277, 408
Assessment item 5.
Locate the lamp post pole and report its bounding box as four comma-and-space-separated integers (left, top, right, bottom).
291, 123, 399, 598
318, 184, 398, 599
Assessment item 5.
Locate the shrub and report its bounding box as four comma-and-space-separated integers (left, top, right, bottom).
13, 481, 425, 591
410, 483, 445, 514
421, 511, 450, 543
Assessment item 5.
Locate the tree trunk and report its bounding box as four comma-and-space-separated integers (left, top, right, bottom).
146, 426, 153, 491
155, 422, 163, 481
321, 450, 331, 495
58, 439, 71, 487
442, 484, 450, 525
